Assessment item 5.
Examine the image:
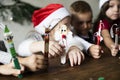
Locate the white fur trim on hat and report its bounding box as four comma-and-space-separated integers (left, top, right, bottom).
35, 7, 70, 35
99, 0, 109, 9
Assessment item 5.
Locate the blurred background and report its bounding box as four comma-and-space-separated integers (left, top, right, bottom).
0, 0, 99, 49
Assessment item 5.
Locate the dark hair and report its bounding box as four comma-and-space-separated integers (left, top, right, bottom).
0, 40, 7, 52
70, 0, 92, 14
93, 0, 120, 32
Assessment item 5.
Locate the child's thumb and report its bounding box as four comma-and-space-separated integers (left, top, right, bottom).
119, 45, 120, 50
101, 50, 104, 53
11, 69, 21, 77
20, 64, 25, 72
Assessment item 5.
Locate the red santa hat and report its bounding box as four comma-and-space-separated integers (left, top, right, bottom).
99, 0, 109, 9
32, 4, 70, 34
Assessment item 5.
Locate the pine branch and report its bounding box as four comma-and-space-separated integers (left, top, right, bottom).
0, 0, 40, 24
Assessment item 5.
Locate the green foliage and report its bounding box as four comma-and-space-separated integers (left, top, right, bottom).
0, 0, 39, 24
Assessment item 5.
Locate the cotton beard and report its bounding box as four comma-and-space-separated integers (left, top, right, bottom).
54, 30, 61, 41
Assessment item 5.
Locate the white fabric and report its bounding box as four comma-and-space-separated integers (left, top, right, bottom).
66, 32, 84, 51
71, 27, 93, 52
17, 32, 43, 56
73, 35, 93, 51
17, 39, 35, 56
35, 7, 70, 35
0, 51, 12, 64
99, 0, 109, 9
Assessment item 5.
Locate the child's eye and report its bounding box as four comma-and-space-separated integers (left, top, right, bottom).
109, 5, 114, 8
87, 20, 92, 24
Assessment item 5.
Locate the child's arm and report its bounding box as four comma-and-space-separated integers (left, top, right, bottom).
17, 32, 64, 57
73, 35, 101, 59
18, 39, 64, 58
0, 62, 24, 77
65, 35, 84, 67
102, 29, 119, 56
18, 54, 47, 71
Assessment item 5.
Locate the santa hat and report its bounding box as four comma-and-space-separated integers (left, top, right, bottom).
32, 4, 70, 34
99, 0, 109, 9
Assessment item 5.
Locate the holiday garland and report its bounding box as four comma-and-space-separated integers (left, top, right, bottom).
0, 0, 39, 24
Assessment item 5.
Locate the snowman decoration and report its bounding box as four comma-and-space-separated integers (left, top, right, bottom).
54, 25, 72, 64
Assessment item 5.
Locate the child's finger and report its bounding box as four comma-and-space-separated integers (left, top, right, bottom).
111, 49, 118, 56
101, 50, 104, 53
36, 55, 45, 60
37, 64, 47, 70
72, 52, 77, 65
93, 55, 101, 59
92, 50, 100, 57
50, 45, 61, 56
48, 54, 52, 58
69, 54, 74, 67
80, 51, 85, 61
49, 48, 56, 56
77, 52, 81, 65
11, 69, 21, 77
52, 47, 61, 56
20, 65, 25, 72
111, 53, 117, 56
111, 45, 116, 49
119, 45, 120, 50
53, 43, 63, 53
36, 59, 47, 65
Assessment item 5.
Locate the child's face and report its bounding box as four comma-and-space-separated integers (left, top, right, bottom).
106, 0, 120, 20
49, 16, 71, 41
71, 12, 92, 35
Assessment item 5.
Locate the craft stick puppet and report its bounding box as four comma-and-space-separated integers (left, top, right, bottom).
115, 27, 119, 49
4, 25, 23, 78
59, 25, 68, 64
110, 24, 120, 49
44, 28, 49, 68
95, 20, 104, 45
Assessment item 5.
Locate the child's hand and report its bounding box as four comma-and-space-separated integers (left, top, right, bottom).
111, 45, 119, 56
21, 54, 47, 72
119, 45, 120, 50
49, 41, 64, 58
67, 46, 84, 67
89, 44, 102, 59
0, 62, 24, 77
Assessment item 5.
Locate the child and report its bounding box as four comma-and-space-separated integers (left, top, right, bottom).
93, 0, 120, 56
0, 43, 47, 76
70, 0, 102, 59
17, 4, 84, 67
0, 28, 47, 76
0, 23, 47, 75
0, 40, 24, 76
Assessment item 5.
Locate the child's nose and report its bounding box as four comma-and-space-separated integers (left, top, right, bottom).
114, 6, 119, 12
83, 23, 88, 29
